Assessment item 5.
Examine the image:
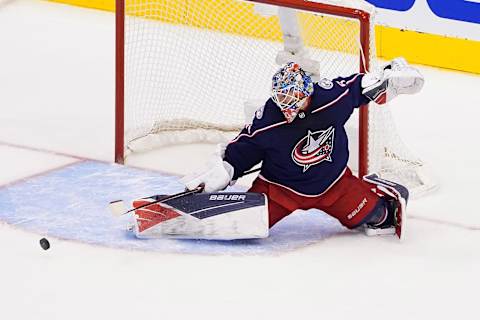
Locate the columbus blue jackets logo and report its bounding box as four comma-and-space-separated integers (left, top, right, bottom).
291, 127, 335, 172
255, 105, 264, 119
319, 78, 333, 90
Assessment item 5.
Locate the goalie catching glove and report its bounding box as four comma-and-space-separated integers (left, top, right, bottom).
361, 57, 424, 104
181, 144, 235, 192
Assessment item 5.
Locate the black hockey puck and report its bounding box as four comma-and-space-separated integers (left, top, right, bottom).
39, 238, 50, 250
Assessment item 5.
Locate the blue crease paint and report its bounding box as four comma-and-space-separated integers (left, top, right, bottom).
0, 161, 348, 255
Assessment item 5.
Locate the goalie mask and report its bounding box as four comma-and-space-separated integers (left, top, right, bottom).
271, 62, 314, 123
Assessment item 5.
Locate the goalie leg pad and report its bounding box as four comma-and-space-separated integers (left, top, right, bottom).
363, 174, 409, 240
131, 192, 269, 240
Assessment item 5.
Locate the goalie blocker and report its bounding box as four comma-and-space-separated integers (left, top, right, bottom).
129, 192, 269, 240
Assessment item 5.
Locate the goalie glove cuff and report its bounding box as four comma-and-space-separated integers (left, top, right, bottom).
361, 57, 424, 104
361, 71, 389, 104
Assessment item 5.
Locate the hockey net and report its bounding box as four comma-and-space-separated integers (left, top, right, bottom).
116, 0, 436, 197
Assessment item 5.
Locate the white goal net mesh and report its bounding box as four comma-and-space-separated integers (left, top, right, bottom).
121, 0, 436, 196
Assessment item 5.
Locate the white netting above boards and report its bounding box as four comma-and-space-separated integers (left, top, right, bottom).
116, 0, 436, 197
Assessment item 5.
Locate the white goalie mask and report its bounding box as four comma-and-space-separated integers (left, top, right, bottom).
271, 62, 314, 123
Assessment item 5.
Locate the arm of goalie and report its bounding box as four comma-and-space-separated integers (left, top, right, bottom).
361, 57, 424, 104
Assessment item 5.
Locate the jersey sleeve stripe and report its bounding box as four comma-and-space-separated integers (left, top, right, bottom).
258, 167, 347, 197
345, 73, 363, 85
229, 121, 288, 144
311, 89, 350, 114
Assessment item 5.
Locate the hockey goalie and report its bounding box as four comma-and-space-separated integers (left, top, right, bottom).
121, 58, 423, 241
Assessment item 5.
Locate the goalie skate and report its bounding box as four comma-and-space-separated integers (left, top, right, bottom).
363, 174, 409, 240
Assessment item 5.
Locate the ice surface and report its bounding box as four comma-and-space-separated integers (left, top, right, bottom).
0, 1, 479, 320
0, 160, 347, 254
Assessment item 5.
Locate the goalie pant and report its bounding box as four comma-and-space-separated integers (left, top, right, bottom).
249, 167, 385, 229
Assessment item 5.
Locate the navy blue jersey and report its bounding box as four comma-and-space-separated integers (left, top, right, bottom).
224, 73, 370, 196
